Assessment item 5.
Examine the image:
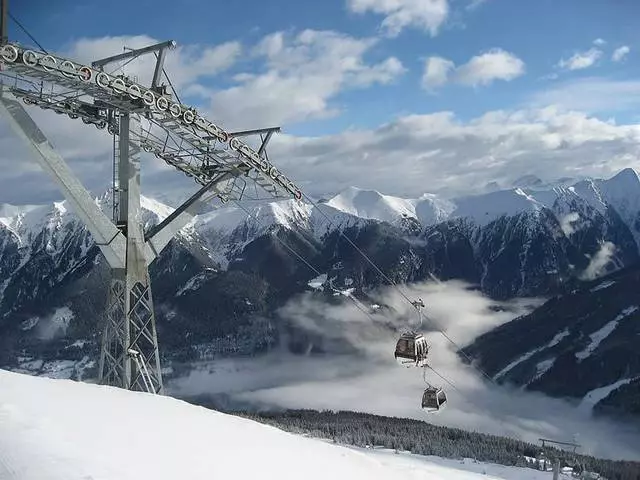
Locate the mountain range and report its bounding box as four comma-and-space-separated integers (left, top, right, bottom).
465, 263, 640, 419
2, 168, 640, 416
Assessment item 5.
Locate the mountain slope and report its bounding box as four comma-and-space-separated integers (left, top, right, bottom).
464, 263, 640, 417
0, 369, 549, 480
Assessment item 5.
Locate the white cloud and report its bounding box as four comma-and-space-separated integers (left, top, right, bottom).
0, 30, 405, 205
455, 49, 525, 86
421, 49, 525, 91
171, 281, 640, 461
581, 241, 617, 280
261, 106, 640, 201
66, 35, 242, 90
612, 45, 630, 62
16, 31, 404, 133
529, 77, 640, 113
207, 30, 405, 129
593, 38, 606, 46
466, 0, 488, 10
1, 36, 638, 209
5, 101, 640, 206
558, 48, 602, 70
540, 72, 559, 81
422, 56, 455, 89
559, 212, 580, 236
346, 0, 450, 37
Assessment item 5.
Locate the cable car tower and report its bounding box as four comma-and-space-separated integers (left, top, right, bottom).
0, 3, 302, 394
538, 438, 582, 479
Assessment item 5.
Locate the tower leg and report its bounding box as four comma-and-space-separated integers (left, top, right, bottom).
98, 112, 163, 394
99, 270, 127, 386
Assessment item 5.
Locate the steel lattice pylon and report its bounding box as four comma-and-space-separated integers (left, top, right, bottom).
97, 113, 163, 393
100, 275, 162, 392
0, 12, 303, 394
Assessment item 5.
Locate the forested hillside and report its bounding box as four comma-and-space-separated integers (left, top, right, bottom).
220, 409, 640, 480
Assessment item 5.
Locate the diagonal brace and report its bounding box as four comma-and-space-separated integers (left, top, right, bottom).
144, 171, 236, 263
258, 130, 275, 157
0, 87, 126, 269
92, 40, 176, 69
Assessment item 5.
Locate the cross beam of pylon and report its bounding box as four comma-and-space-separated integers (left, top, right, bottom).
0, 31, 303, 394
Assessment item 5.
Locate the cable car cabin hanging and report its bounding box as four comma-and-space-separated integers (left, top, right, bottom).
421, 386, 447, 413
394, 331, 429, 367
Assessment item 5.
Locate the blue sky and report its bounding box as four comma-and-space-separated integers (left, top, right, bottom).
3, 0, 640, 203
11, 0, 640, 131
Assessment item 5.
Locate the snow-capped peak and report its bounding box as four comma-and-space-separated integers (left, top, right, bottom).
325, 186, 417, 224
450, 188, 545, 227
415, 194, 456, 225
195, 199, 312, 235
606, 167, 640, 186
140, 195, 175, 221
4, 167, 640, 260
595, 168, 640, 245
0, 192, 180, 248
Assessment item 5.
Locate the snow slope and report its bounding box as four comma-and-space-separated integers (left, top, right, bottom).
494, 329, 569, 380
0, 193, 174, 249
575, 306, 638, 361
579, 376, 640, 414
452, 188, 545, 228
0, 370, 548, 480
324, 187, 455, 227
326, 186, 417, 223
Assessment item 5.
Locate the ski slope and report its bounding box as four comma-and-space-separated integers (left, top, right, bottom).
0, 370, 549, 480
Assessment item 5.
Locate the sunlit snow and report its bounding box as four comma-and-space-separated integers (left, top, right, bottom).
0, 370, 550, 480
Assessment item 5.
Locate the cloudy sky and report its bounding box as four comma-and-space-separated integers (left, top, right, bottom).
2, 0, 640, 205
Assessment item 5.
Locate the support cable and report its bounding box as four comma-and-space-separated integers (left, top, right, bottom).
230, 201, 532, 439
232, 199, 463, 397
8, 12, 47, 53
106, 53, 139, 76
298, 191, 499, 386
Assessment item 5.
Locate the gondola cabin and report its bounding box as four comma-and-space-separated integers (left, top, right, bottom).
394, 332, 429, 367
421, 387, 447, 412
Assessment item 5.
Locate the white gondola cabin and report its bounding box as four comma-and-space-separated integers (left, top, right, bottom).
394, 331, 429, 367
421, 387, 447, 412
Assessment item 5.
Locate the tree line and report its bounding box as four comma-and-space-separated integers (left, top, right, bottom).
230, 409, 640, 480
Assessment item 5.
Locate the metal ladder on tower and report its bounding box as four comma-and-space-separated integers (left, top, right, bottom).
112, 113, 121, 225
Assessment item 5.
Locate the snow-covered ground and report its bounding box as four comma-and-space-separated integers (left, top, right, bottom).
494, 328, 569, 380
575, 306, 638, 361
579, 376, 640, 414
0, 369, 550, 480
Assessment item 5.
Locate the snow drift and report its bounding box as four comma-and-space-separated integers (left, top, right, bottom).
0, 369, 549, 480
